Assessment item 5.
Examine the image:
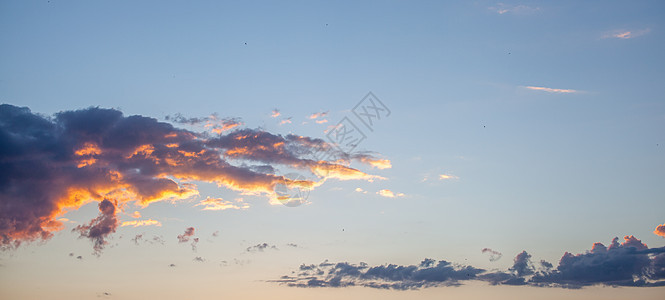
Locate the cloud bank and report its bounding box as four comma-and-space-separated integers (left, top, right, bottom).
0, 104, 388, 251
277, 235, 665, 289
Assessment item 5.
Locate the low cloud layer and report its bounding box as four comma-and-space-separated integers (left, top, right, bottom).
0, 104, 388, 251
278, 235, 665, 289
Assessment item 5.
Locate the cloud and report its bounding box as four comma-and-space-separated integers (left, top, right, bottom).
309, 111, 328, 120
522, 86, 580, 93
530, 236, 665, 288
279, 235, 665, 289
72, 199, 118, 255
481, 248, 503, 262
246, 242, 278, 252
131, 211, 141, 218
274, 258, 485, 289
271, 110, 280, 118
438, 174, 459, 180
120, 219, 162, 227
377, 189, 404, 198
212, 230, 219, 237
193, 256, 205, 262
488, 4, 540, 15
654, 224, 665, 238
602, 28, 650, 39
165, 113, 243, 135
355, 187, 368, 194
279, 117, 292, 125
177, 227, 195, 243
0, 104, 386, 251
195, 197, 249, 211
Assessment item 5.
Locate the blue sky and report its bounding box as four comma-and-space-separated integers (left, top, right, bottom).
1, 1, 664, 299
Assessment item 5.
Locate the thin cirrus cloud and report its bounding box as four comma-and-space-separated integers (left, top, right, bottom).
120, 219, 162, 228
488, 4, 540, 15
276, 234, 665, 289
195, 197, 249, 211
0, 104, 389, 252
602, 28, 650, 39
522, 86, 580, 93
439, 174, 459, 180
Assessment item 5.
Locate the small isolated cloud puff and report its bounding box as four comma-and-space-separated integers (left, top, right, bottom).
522, 86, 580, 93
439, 174, 459, 180
271, 109, 281, 118
655, 224, 665, 238
602, 28, 650, 39
177, 227, 195, 243
377, 189, 404, 198
195, 197, 249, 211
355, 188, 368, 194
482, 248, 503, 262
309, 111, 328, 120
247, 243, 278, 252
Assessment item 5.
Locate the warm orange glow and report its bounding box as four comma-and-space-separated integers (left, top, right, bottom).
196, 197, 249, 211
74, 142, 102, 156
126, 144, 155, 158
377, 189, 404, 198
165, 143, 179, 148
120, 219, 162, 227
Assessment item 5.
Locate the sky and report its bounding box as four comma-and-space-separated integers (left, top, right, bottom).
1, 0, 665, 299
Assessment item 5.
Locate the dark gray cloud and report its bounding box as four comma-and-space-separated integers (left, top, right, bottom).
275, 259, 485, 290
530, 236, 665, 288
278, 235, 665, 290
481, 248, 503, 262
72, 199, 118, 255
0, 104, 385, 252
246, 243, 278, 252
177, 227, 195, 243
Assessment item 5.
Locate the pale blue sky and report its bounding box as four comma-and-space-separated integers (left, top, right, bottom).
1, 1, 664, 299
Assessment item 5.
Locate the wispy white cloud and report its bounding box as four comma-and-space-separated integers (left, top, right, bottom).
488, 3, 540, 15
439, 174, 460, 180
602, 28, 650, 40
522, 86, 580, 94
355, 187, 368, 194
195, 197, 249, 211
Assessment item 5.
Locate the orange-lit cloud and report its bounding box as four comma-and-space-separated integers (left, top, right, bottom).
279, 118, 292, 125
655, 224, 665, 238
523, 86, 579, 93
120, 219, 162, 227
131, 211, 141, 218
309, 111, 328, 119
271, 109, 281, 118
195, 197, 249, 211
377, 189, 404, 198
439, 174, 460, 180
0, 104, 388, 251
